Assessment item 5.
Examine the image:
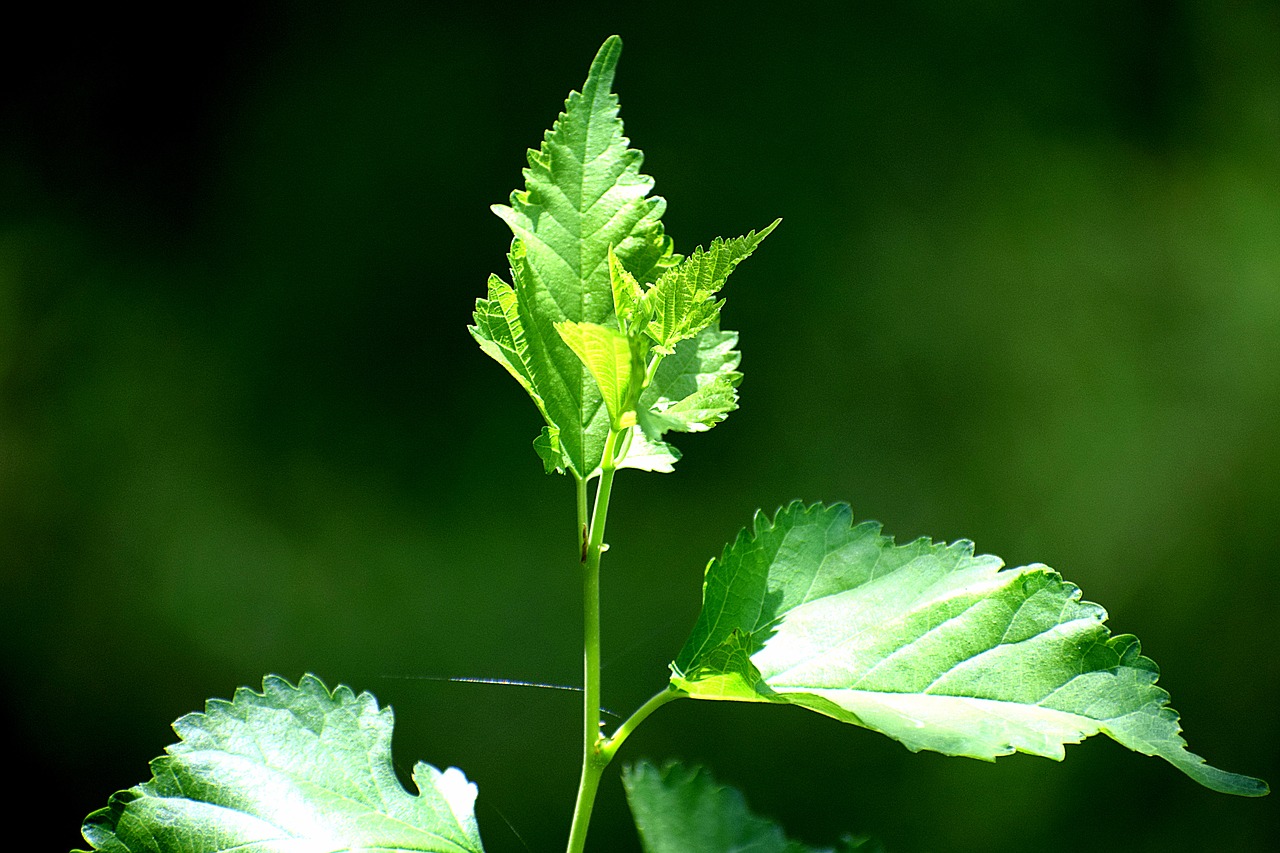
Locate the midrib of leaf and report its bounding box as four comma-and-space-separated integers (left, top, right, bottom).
759, 572, 1082, 690
568, 37, 619, 469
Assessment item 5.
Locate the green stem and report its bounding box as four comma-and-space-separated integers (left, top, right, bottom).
566, 428, 623, 853
599, 687, 685, 763
642, 352, 664, 388
575, 475, 589, 563
566, 756, 606, 853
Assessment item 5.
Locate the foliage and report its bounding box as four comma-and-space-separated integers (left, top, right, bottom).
670, 502, 1265, 796
623, 760, 884, 853
79, 675, 483, 853
78, 34, 1267, 853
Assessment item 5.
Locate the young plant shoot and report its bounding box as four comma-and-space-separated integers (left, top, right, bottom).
77, 35, 1268, 853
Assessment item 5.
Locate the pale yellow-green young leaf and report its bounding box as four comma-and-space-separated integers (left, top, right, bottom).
555, 321, 642, 431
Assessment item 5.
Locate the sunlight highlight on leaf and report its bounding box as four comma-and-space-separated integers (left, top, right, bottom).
78, 675, 486, 853
670, 502, 1269, 797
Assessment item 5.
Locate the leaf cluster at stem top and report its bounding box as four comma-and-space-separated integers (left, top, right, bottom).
469, 34, 776, 481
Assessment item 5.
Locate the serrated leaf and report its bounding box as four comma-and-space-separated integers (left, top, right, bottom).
643, 220, 778, 353
78, 674, 486, 853
626, 324, 742, 455
555, 320, 642, 430
623, 760, 882, 853
470, 273, 550, 423
670, 503, 1269, 797
609, 245, 645, 331
641, 373, 740, 434
484, 35, 677, 477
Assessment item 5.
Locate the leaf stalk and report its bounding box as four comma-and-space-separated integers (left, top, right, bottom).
600, 686, 685, 763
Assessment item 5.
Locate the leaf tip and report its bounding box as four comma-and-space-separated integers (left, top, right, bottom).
587, 35, 624, 90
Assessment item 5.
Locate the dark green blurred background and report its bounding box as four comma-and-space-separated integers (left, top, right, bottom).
3, 1, 1277, 850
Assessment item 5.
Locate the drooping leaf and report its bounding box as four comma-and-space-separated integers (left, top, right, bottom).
555, 320, 643, 430
78, 674, 486, 853
478, 35, 677, 477
623, 760, 883, 853
642, 221, 779, 354
670, 502, 1269, 797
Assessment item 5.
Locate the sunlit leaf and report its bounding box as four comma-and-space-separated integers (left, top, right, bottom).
609, 245, 645, 332
642, 221, 778, 354
475, 35, 677, 477
78, 675, 486, 852
631, 324, 742, 449
556, 320, 643, 431
671, 502, 1269, 797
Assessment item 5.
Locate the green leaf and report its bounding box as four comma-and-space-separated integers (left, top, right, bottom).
609, 245, 645, 332
641, 373, 739, 434
613, 323, 742, 470
483, 35, 677, 477
615, 424, 682, 473
632, 324, 742, 447
470, 273, 550, 424
623, 760, 881, 853
533, 425, 567, 474
78, 674, 486, 853
670, 503, 1269, 797
642, 220, 778, 354
555, 320, 643, 431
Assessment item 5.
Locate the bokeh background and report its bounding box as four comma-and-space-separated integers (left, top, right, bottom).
4, 1, 1278, 850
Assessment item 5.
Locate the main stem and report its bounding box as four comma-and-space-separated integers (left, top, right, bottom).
566, 428, 621, 853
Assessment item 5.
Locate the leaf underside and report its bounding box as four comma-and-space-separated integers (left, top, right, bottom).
78, 674, 486, 853
623, 760, 883, 853
671, 502, 1268, 797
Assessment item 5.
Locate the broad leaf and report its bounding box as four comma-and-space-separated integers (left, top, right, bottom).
78, 674, 486, 853
670, 502, 1269, 797
643, 221, 779, 354
623, 760, 882, 853
475, 35, 677, 478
